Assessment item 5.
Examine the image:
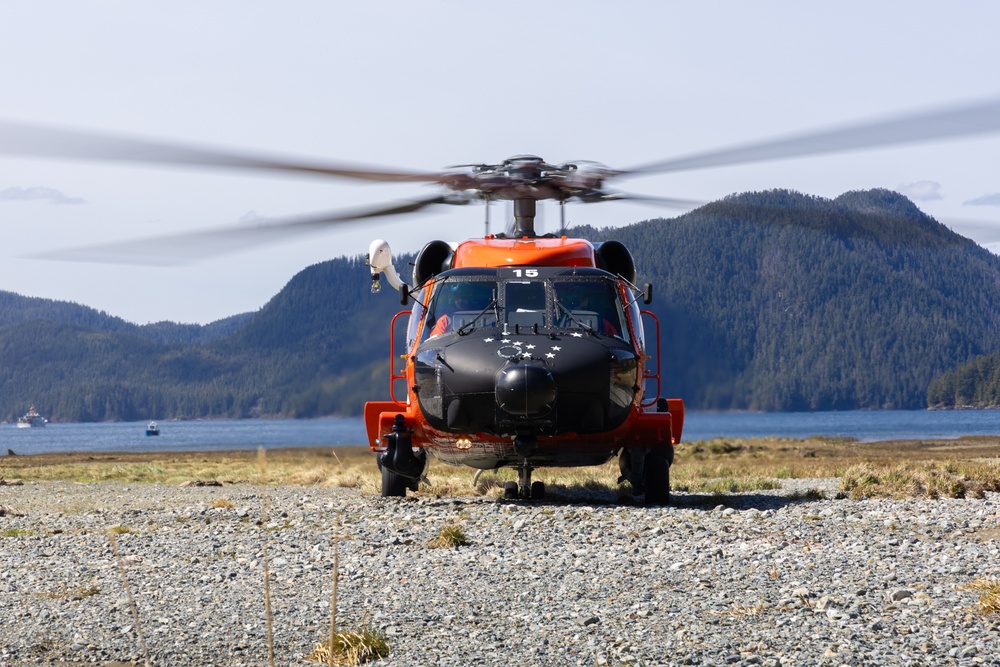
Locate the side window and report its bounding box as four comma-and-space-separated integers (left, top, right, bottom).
504, 281, 547, 328
626, 292, 644, 349
406, 294, 426, 349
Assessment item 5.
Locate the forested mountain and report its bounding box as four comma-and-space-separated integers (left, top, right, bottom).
2, 188, 999, 422
927, 352, 1000, 408
0, 290, 252, 345
0, 256, 400, 422
580, 189, 1000, 410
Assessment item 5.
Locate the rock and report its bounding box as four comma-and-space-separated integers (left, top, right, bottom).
887, 588, 914, 602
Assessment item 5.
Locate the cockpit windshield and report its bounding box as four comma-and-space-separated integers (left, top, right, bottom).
552, 279, 625, 338
424, 279, 498, 339
420, 271, 627, 340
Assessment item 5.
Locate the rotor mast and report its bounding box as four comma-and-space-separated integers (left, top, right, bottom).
506, 155, 543, 238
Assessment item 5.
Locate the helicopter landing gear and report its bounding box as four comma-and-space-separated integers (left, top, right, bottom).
643, 448, 673, 505
381, 465, 409, 497
503, 462, 545, 500
378, 415, 426, 498
619, 447, 673, 505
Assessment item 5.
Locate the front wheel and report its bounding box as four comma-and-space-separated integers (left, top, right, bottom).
644, 449, 671, 505
381, 465, 408, 497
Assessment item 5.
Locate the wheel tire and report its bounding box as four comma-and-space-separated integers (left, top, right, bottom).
381, 465, 408, 497
503, 481, 519, 499
644, 449, 671, 505
530, 480, 546, 500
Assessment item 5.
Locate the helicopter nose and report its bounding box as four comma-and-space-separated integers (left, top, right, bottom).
495, 363, 557, 418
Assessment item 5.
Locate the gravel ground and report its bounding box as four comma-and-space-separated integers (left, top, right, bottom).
1, 478, 999, 667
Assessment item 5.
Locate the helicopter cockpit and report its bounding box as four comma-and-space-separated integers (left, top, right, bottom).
413, 267, 634, 343
408, 266, 644, 441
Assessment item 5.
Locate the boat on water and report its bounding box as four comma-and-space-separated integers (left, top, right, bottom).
16, 405, 47, 428
145, 421, 160, 436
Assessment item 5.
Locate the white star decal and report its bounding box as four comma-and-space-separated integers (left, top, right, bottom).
571, 332, 584, 338
484, 338, 494, 343
501, 339, 511, 344
551, 346, 562, 351
526, 344, 536, 350
546, 353, 556, 358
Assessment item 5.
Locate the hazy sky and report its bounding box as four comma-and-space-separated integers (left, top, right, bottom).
2, 1, 999, 324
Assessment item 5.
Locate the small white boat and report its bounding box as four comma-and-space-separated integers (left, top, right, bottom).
145, 421, 160, 436
16, 405, 47, 428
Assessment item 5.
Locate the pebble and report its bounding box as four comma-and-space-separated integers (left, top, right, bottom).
1, 480, 999, 666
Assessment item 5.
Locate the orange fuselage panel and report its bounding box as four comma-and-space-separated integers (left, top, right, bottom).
453, 237, 597, 268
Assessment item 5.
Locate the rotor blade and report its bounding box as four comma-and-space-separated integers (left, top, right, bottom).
24, 196, 453, 266
0, 120, 446, 183
603, 193, 705, 208
622, 96, 1000, 176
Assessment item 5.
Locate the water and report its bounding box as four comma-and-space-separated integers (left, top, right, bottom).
2, 410, 999, 456
1, 418, 367, 456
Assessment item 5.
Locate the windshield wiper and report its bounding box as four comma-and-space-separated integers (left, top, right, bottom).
554, 301, 595, 334
456, 297, 499, 336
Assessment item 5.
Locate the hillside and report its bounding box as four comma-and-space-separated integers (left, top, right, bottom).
927, 351, 1000, 409
2, 188, 999, 421
0, 256, 400, 422
580, 189, 1000, 410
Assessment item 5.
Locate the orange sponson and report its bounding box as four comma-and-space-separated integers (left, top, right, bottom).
453, 237, 597, 268
363, 402, 420, 451
625, 399, 686, 447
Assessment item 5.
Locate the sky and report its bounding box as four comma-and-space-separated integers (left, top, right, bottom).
1, 1, 999, 324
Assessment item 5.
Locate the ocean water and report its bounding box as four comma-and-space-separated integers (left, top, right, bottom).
2, 410, 999, 456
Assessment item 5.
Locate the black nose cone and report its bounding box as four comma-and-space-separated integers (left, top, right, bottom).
495, 363, 557, 418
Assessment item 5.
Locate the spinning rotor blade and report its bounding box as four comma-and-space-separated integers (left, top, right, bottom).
622, 96, 1000, 176
26, 195, 453, 266
607, 193, 705, 208
0, 120, 445, 183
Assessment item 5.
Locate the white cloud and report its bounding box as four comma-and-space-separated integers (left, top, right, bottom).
895, 181, 942, 201
0, 186, 84, 205
963, 193, 1000, 207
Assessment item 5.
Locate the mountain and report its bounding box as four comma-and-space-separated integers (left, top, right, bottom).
2, 188, 999, 422
0, 290, 252, 345
579, 189, 1000, 410
0, 256, 401, 422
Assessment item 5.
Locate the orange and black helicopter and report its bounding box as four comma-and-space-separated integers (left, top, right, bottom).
2, 97, 1000, 501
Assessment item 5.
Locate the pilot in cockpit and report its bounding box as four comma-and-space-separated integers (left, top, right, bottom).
555, 282, 621, 337
428, 282, 494, 337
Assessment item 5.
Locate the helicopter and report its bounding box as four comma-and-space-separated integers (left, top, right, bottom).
2, 97, 1000, 502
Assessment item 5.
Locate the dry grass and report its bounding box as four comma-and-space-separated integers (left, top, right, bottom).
842, 461, 1000, 499
429, 523, 469, 548
964, 579, 1000, 615
2, 437, 1000, 500
305, 625, 390, 665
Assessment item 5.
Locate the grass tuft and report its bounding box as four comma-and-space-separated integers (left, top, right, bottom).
1, 527, 32, 538
964, 579, 1000, 615
430, 523, 469, 548
306, 625, 389, 665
